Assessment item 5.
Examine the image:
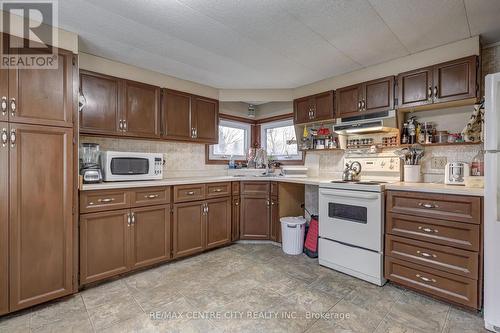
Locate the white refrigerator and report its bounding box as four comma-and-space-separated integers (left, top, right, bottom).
485, 72, 500, 332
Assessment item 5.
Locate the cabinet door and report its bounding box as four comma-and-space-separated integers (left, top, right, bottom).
363, 76, 394, 113
312, 91, 334, 121
123, 80, 160, 138
206, 197, 231, 249
80, 210, 130, 285
79, 71, 121, 135
434, 56, 477, 104
240, 196, 270, 240
231, 197, 240, 242
162, 89, 192, 141
336, 84, 362, 118
0, 122, 8, 315
9, 124, 74, 310
0, 36, 7, 122
173, 201, 205, 258
9, 50, 73, 127
397, 67, 434, 108
192, 96, 218, 143
294, 97, 312, 124
270, 197, 280, 242
130, 205, 171, 269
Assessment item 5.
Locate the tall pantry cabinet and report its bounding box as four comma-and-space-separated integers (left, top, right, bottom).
0, 34, 77, 314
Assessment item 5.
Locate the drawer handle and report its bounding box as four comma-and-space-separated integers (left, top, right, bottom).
416, 274, 436, 283
145, 194, 159, 199
213, 188, 222, 192
186, 191, 195, 195
418, 202, 438, 209
418, 226, 438, 234
417, 250, 437, 258
235, 202, 239, 206
98, 198, 114, 203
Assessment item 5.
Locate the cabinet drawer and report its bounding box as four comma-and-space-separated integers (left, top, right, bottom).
385, 257, 478, 309
131, 187, 170, 207
232, 181, 240, 195
206, 182, 231, 198
387, 191, 481, 224
173, 184, 205, 203
387, 213, 479, 251
80, 189, 130, 213
385, 235, 478, 279
241, 181, 269, 196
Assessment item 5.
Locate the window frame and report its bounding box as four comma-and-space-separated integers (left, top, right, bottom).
260, 118, 303, 162
207, 118, 251, 162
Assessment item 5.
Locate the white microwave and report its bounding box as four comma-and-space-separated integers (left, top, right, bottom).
101, 151, 163, 182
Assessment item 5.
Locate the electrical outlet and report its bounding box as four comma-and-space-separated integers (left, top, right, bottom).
431, 157, 447, 169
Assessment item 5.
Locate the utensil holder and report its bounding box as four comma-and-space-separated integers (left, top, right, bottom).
404, 165, 422, 183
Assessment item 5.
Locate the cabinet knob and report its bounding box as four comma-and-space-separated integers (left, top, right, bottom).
1, 97, 7, 115
1, 128, 7, 147
433, 86, 438, 99
119, 120, 123, 130
9, 129, 16, 148
9, 98, 16, 116
123, 120, 127, 131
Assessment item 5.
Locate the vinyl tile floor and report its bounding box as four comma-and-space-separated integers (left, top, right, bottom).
0, 244, 487, 333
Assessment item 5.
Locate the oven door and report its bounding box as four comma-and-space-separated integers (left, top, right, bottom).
319, 188, 383, 252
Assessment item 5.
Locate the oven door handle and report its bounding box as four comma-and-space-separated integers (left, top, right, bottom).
319, 189, 380, 200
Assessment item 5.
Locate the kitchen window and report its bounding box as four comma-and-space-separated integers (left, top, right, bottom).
260, 119, 302, 161
208, 119, 251, 160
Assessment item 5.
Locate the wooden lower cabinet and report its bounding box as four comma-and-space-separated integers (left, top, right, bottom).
270, 196, 280, 242
206, 197, 231, 249
9, 124, 74, 311
130, 205, 171, 269
80, 210, 130, 285
240, 196, 270, 240
173, 201, 205, 258
231, 197, 240, 242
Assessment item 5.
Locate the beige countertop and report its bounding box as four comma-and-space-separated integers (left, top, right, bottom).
385, 182, 484, 196
80, 176, 328, 191
81, 177, 484, 196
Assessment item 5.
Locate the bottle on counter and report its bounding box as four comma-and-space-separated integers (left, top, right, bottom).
471, 150, 484, 176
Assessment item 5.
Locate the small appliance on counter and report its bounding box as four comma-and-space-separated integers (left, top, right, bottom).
79, 143, 103, 184
444, 162, 470, 185
101, 151, 163, 182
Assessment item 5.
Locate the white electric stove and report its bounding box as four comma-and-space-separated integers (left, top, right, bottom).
318, 155, 401, 286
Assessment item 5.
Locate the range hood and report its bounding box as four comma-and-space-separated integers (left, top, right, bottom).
333, 110, 397, 134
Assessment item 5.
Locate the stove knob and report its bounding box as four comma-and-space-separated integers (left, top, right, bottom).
380, 161, 386, 167
389, 164, 394, 170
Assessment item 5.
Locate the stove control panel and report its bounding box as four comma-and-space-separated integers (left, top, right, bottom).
346, 157, 401, 173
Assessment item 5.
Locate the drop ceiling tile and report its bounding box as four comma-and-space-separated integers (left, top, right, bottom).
280, 0, 409, 67
464, 0, 500, 44
368, 0, 470, 53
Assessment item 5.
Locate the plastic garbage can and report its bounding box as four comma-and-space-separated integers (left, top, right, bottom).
280, 216, 307, 255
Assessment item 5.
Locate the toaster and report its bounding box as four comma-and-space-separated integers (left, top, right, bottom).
444, 162, 470, 185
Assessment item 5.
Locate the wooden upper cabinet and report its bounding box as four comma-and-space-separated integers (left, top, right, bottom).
397, 56, 478, 109
397, 67, 434, 108
130, 205, 171, 269
293, 91, 334, 124
364, 76, 394, 113
80, 210, 130, 285
173, 201, 205, 258
191, 96, 218, 143
9, 49, 74, 127
79, 71, 121, 135
123, 80, 160, 138
206, 197, 231, 249
0, 122, 8, 315
161, 89, 192, 141
336, 84, 362, 118
294, 97, 312, 124
9, 124, 74, 311
312, 91, 335, 121
434, 56, 477, 103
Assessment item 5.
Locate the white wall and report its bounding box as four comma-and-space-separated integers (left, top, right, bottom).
79, 53, 219, 99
